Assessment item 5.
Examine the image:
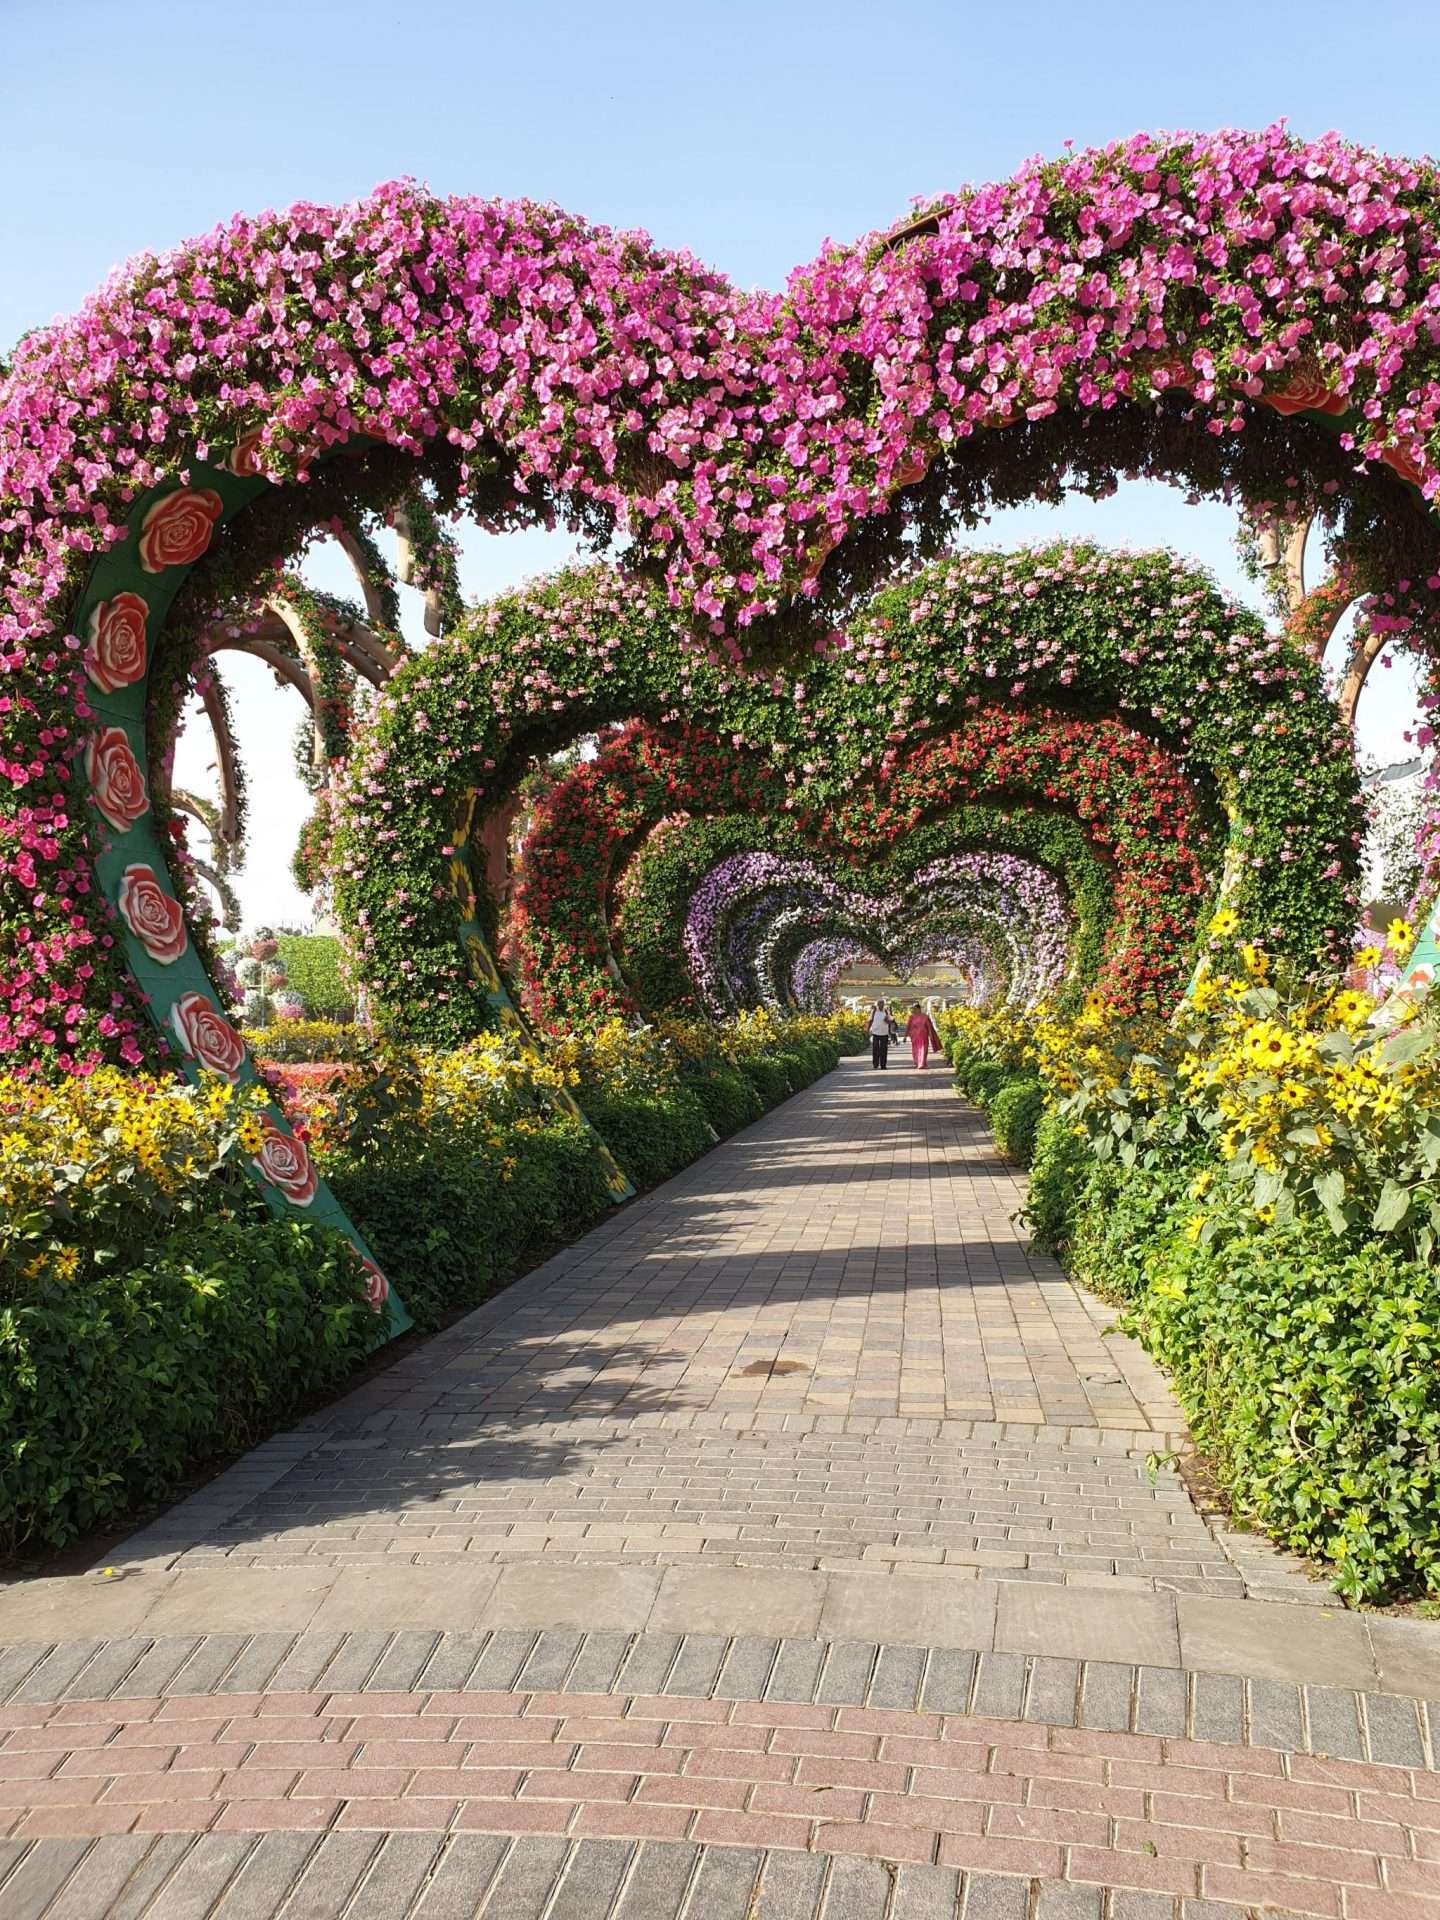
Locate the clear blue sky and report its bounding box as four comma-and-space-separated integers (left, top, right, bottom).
4, 0, 1436, 926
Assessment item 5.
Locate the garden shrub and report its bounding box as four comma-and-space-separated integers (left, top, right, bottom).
275, 935, 353, 1020
580, 1087, 713, 1190
332, 1118, 612, 1332
685, 1060, 764, 1135
989, 1076, 1045, 1166
1076, 1179, 1440, 1603
1023, 1107, 1097, 1253
0, 1217, 373, 1553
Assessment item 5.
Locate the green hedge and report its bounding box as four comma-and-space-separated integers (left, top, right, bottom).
275, 934, 353, 1020
0, 1218, 373, 1553
1065, 1165, 1440, 1603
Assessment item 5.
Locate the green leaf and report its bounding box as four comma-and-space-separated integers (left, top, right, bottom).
1372, 1182, 1412, 1233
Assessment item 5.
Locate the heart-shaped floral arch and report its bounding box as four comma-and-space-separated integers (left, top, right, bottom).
507, 714, 1209, 1028
5, 128, 1439, 1279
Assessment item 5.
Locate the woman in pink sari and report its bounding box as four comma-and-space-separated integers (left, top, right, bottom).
906, 1003, 941, 1070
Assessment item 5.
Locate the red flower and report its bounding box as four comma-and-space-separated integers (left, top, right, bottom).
137, 487, 224, 572
85, 727, 149, 832
117, 865, 188, 963
84, 592, 150, 693
252, 1118, 319, 1208
170, 991, 246, 1080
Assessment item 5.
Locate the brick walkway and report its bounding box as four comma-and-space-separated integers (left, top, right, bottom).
1, 1059, 1436, 1916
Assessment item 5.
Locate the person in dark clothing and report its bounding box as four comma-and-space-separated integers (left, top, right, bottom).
867, 999, 892, 1069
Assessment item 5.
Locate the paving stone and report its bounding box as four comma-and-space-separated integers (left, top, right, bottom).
869, 1643, 927, 1710
614, 1840, 699, 1919
0, 1839, 91, 1920
108, 1836, 196, 1919
0, 1645, 47, 1701
345, 1834, 449, 1919
617, 1632, 682, 1694
1305, 1683, 1366, 1760
164, 1635, 250, 1695
960, 1873, 1030, 1919
144, 1833, 254, 1918
1033, 1887, 1103, 1920
1111, 1894, 1177, 1920
548, 1837, 635, 1919
1191, 1671, 1244, 1744
214, 1633, 297, 1693
416, 1632, 490, 1690
277, 1833, 384, 1916
44, 1837, 155, 1920
214, 1833, 317, 1914
1246, 1677, 1303, 1753
683, 1843, 762, 1917
821, 1855, 893, 1919
412, 1833, 512, 1916
566, 1631, 634, 1694
663, 1635, 728, 1699
1023, 1656, 1078, 1725
370, 1630, 443, 1690
469, 1628, 539, 1688
816, 1641, 878, 1705
714, 1637, 779, 1702
1362, 1690, 1427, 1767
1134, 1663, 1187, 1737
766, 1640, 827, 1703
753, 1850, 827, 1917
1077, 1660, 1131, 1731
970, 1651, 1026, 1719
890, 1861, 962, 1920
13, 1643, 104, 1703
516, 1630, 584, 1690
921, 1649, 977, 1714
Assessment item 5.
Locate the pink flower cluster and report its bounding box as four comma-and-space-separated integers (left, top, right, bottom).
5, 126, 1440, 1071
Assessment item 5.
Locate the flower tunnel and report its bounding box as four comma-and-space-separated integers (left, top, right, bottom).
7, 127, 1440, 1312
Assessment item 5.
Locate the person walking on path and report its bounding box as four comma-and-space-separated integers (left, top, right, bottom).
867, 999, 893, 1070
906, 1001, 942, 1070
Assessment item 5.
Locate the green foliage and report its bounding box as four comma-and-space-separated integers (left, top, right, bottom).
275, 935, 353, 1020
1070, 1178, 1440, 1603
581, 1089, 713, 1191
0, 1218, 374, 1553
990, 1077, 1046, 1165
333, 1119, 612, 1332
1022, 1107, 1097, 1253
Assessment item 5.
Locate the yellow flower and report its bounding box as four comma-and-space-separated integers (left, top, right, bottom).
1183, 1214, 1207, 1244
1209, 906, 1239, 938
1387, 918, 1415, 957
1239, 943, 1269, 977
1353, 945, 1381, 970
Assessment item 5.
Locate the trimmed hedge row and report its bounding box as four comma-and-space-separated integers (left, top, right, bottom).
942, 1035, 1046, 1166
1, 1218, 374, 1553
959, 1072, 1440, 1604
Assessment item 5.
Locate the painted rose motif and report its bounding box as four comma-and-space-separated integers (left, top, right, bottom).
252, 1119, 318, 1208
358, 1256, 390, 1311
1381, 443, 1426, 490
225, 432, 264, 477
137, 487, 224, 572
1261, 369, 1347, 418
117, 865, 187, 963
85, 727, 150, 831
170, 991, 246, 1080
84, 592, 149, 693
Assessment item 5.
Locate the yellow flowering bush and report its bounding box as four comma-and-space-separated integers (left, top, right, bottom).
0, 1068, 273, 1298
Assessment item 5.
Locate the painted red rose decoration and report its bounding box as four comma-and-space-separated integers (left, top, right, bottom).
85, 727, 149, 832
252, 1118, 319, 1208
84, 593, 149, 693
358, 1256, 390, 1311
137, 487, 224, 573
170, 991, 246, 1080
225, 432, 264, 477
117, 865, 188, 963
